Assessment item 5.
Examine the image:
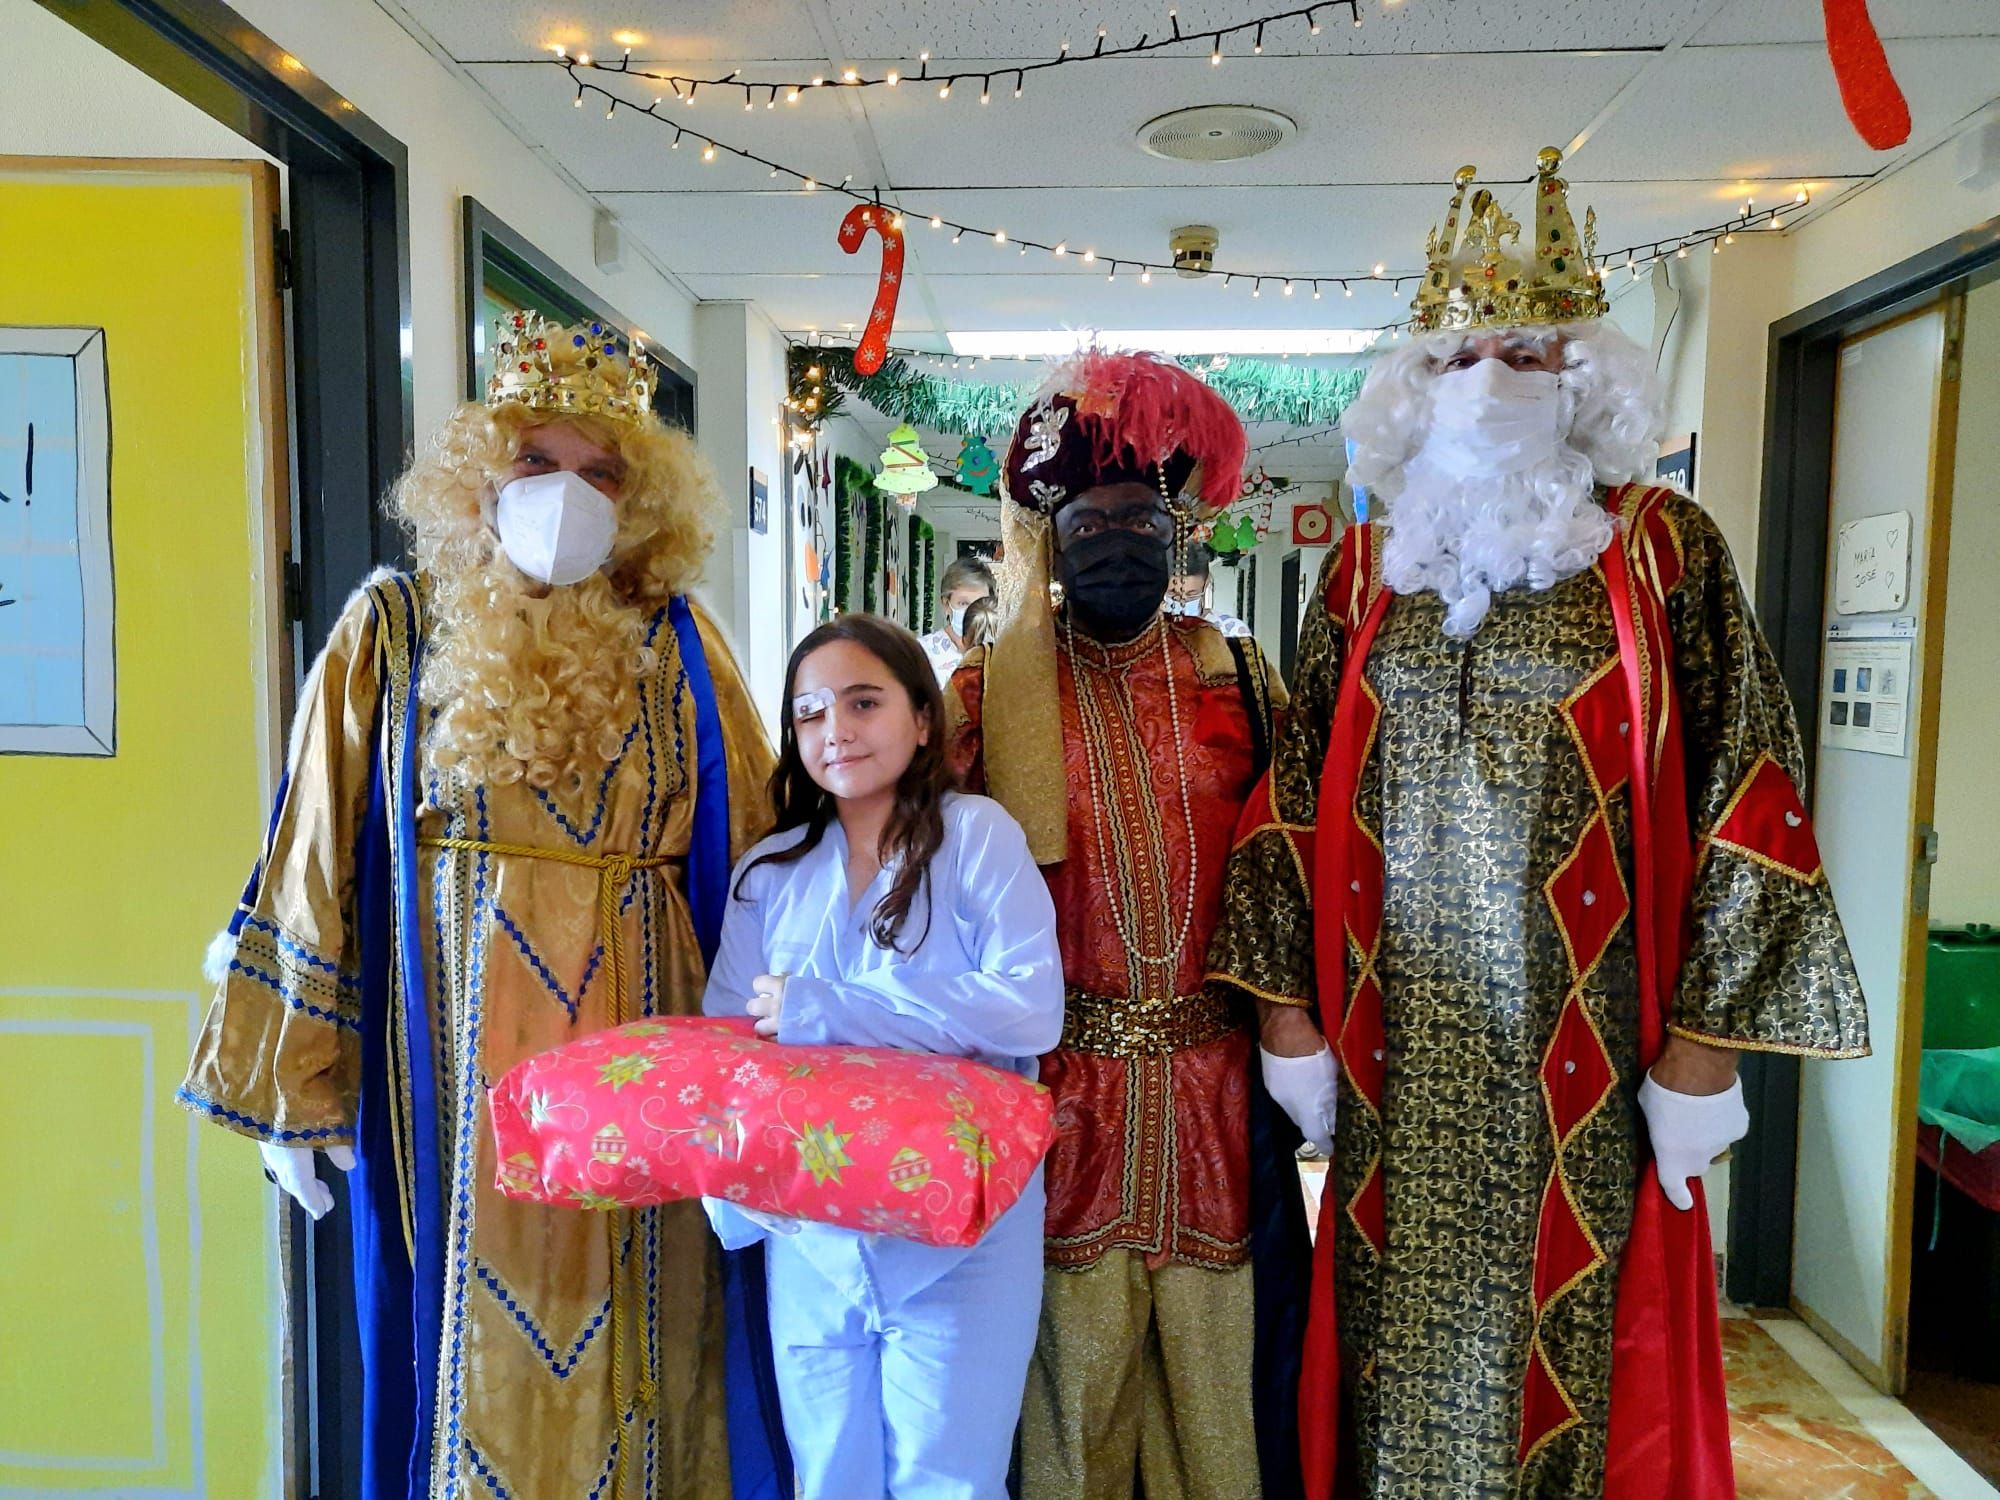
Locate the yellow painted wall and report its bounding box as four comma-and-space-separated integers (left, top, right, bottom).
0, 166, 284, 1496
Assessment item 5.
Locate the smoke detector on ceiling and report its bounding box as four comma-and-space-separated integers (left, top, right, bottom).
1170, 225, 1220, 278
1138, 104, 1296, 164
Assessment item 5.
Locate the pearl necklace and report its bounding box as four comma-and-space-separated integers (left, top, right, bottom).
1063, 613, 1201, 971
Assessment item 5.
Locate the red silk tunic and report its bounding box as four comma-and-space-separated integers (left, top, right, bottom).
949, 614, 1282, 1268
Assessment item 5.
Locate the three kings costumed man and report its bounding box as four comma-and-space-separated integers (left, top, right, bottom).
179, 314, 795, 1500
1209, 149, 1872, 1499
946, 350, 1316, 1500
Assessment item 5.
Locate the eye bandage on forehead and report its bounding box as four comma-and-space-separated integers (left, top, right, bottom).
792, 687, 837, 723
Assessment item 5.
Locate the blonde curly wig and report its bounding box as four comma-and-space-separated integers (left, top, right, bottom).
387, 399, 724, 796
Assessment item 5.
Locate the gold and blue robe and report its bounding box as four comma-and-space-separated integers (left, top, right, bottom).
180, 571, 786, 1500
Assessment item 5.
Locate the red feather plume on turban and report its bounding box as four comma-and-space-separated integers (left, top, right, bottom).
1002, 349, 1248, 519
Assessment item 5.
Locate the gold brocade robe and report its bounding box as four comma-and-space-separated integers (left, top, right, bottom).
1210, 491, 1869, 1497
181, 573, 774, 1498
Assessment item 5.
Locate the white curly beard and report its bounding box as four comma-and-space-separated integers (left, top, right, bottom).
1379, 440, 1616, 639
1344, 323, 1665, 639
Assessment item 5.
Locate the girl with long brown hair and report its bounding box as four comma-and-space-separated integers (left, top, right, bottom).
700, 613, 1063, 1500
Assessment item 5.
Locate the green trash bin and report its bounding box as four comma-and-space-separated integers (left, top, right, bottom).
1924, 925, 2000, 1051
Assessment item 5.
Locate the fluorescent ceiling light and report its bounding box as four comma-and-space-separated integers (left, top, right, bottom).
946, 328, 1381, 360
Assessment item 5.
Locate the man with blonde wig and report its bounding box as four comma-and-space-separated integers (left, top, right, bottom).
180, 314, 786, 1499
1210, 151, 1869, 1498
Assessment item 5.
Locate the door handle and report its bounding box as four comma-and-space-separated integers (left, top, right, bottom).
1912, 822, 1940, 914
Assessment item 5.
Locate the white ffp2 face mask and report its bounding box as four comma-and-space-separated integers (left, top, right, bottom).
494, 470, 619, 586
1417, 360, 1563, 478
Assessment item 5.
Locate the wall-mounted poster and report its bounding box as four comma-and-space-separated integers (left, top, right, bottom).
749, 466, 769, 535
1820, 619, 1915, 757
0, 326, 114, 755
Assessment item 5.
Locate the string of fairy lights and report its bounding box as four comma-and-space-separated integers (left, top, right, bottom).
554, 3, 1380, 112
560, 58, 1810, 300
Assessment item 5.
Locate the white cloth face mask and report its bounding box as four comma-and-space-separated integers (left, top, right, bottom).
494, 470, 619, 586
1168, 597, 1205, 617
1416, 360, 1563, 478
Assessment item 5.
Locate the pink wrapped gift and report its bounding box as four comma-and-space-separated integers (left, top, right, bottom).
488, 1016, 1055, 1247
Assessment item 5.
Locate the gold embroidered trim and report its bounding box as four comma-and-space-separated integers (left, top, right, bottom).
1205, 972, 1312, 1009
1664, 1024, 1871, 1060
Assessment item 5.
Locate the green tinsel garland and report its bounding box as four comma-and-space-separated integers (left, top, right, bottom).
794, 345, 1369, 433
918, 518, 936, 632
833, 454, 871, 613
863, 490, 883, 614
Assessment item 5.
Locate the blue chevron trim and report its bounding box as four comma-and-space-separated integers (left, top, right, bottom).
492, 906, 579, 1021
237, 913, 360, 995
473, 1261, 609, 1379
228, 959, 362, 1033
175, 1087, 350, 1143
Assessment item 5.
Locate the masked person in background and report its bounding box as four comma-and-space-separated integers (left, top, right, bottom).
920, 554, 999, 687
1209, 151, 1869, 1500
945, 350, 1312, 1500
180, 313, 787, 1500
1166, 540, 1251, 639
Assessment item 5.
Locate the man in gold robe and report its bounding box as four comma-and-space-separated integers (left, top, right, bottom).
946, 350, 1311, 1500
1209, 153, 1871, 1499
180, 314, 782, 1499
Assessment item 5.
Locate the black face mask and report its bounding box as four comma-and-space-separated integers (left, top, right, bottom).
1057, 530, 1171, 640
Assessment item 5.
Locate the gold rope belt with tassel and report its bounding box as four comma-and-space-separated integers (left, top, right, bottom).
419, 834, 672, 1496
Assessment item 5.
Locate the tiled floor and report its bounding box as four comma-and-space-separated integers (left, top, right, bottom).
1737, 1314, 2000, 1499
1299, 1161, 1999, 1497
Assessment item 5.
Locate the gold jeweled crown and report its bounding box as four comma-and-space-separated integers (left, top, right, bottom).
1409, 148, 1609, 335
485, 310, 657, 426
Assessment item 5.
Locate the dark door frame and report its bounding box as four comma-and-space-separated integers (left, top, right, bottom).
36, 0, 413, 647
34, 4, 413, 1495
1728, 212, 2000, 1310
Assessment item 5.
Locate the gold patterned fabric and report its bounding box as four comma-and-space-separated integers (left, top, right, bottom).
182, 575, 775, 1499
1020, 1254, 1261, 1500
1210, 491, 1867, 1497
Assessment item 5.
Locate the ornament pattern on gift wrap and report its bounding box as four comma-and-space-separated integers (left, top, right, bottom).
488, 1016, 1055, 1248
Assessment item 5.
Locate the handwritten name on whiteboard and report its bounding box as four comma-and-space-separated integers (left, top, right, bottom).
1835, 510, 1911, 615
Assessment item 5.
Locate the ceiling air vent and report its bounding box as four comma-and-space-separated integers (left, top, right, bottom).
1138, 105, 1296, 164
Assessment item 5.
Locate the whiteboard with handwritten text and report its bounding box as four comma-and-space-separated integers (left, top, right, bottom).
1834, 509, 1911, 616
0, 327, 113, 755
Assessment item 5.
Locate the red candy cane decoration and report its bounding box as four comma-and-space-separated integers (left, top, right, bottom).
1823, 0, 1911, 150
838, 202, 905, 375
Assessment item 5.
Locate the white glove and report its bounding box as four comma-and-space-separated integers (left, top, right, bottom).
259, 1141, 357, 1221
1261, 1045, 1339, 1156
1638, 1073, 1749, 1211
747, 973, 788, 1039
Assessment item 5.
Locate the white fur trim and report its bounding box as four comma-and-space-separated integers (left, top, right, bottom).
203, 927, 238, 986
